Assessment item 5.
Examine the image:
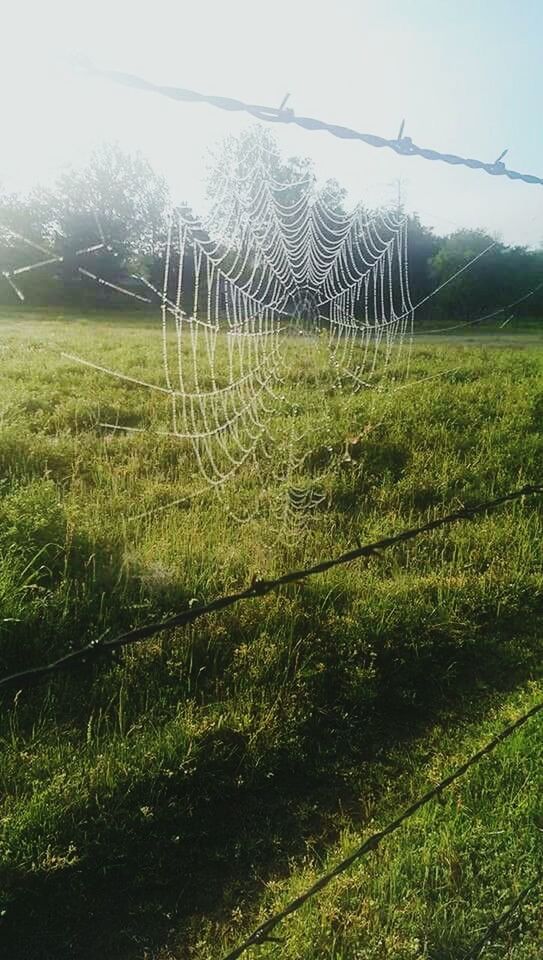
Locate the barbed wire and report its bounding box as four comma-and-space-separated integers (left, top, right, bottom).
79, 61, 543, 187
3, 57, 539, 960
221, 698, 543, 960
464, 869, 542, 960
1, 484, 541, 695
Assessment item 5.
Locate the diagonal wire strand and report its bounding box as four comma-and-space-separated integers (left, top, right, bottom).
220, 700, 543, 960
463, 870, 542, 959
80, 62, 543, 188
0, 484, 541, 694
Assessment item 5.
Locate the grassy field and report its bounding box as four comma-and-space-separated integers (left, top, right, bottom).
0, 309, 542, 959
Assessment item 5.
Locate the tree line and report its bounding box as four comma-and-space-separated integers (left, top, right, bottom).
1, 138, 542, 325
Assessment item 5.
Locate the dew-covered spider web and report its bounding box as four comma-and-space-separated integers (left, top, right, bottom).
1, 131, 416, 529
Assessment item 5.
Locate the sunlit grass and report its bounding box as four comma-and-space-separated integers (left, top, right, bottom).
0, 308, 542, 959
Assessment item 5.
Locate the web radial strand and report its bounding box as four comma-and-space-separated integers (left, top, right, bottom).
0, 141, 415, 517
155, 207, 287, 489
166, 146, 414, 495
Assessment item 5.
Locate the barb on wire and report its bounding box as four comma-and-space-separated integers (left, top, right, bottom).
80, 62, 543, 187
1, 484, 541, 694
220, 698, 543, 960
464, 869, 542, 959
494, 148, 509, 166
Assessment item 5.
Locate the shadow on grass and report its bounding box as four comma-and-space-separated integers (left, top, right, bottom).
1, 625, 541, 960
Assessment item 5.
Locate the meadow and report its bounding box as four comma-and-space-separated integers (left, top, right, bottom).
0, 309, 542, 959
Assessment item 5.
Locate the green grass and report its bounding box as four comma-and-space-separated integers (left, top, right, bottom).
0, 308, 542, 959
212, 682, 543, 960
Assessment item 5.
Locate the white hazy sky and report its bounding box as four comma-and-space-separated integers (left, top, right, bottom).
2, 0, 543, 246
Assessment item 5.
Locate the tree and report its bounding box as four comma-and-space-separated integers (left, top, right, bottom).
2, 133, 541, 322
0, 190, 60, 303
39, 144, 170, 303
319, 177, 348, 216
206, 125, 350, 234
403, 214, 441, 315
429, 229, 543, 322
0, 144, 171, 306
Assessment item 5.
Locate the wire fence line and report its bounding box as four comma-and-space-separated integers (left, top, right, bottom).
2, 58, 538, 960
464, 869, 542, 960
80, 61, 543, 188
0, 484, 541, 695
221, 699, 543, 960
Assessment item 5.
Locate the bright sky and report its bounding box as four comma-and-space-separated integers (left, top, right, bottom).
2, 0, 543, 246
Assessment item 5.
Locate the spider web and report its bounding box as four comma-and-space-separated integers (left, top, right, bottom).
1, 137, 415, 526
